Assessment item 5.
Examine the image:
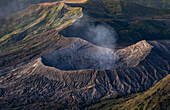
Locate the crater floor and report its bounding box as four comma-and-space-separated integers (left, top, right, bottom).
41, 38, 152, 70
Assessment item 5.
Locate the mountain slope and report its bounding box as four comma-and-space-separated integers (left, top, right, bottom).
87, 74, 170, 110
60, 18, 170, 45
0, 1, 169, 110
0, 2, 83, 69
0, 0, 87, 18
60, 0, 170, 45
67, 0, 170, 18
0, 0, 60, 17
122, 0, 170, 9
0, 39, 169, 109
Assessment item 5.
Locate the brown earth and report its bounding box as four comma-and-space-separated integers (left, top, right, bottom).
0, 38, 169, 109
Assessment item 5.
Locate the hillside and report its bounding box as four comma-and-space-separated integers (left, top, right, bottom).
122, 0, 170, 9
1, 0, 170, 18
87, 74, 170, 110
60, 18, 170, 45
0, 0, 87, 18
0, 0, 60, 17
67, 0, 170, 18
64, 0, 88, 4
0, 39, 169, 109
0, 1, 170, 109
60, 0, 170, 45
1, 0, 170, 69
0, 2, 83, 69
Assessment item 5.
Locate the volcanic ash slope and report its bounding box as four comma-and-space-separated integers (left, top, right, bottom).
0, 38, 170, 108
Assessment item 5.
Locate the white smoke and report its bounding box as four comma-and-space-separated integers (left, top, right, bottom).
43, 19, 120, 70
87, 24, 117, 49
72, 13, 118, 49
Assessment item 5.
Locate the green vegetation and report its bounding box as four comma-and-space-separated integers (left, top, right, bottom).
117, 20, 169, 41
0, 0, 60, 17
1, 0, 170, 69
60, 18, 170, 45
60, 0, 170, 45
1, 0, 170, 17
86, 74, 170, 110
0, 1, 169, 109
67, 0, 170, 18
122, 0, 170, 9
0, 2, 83, 68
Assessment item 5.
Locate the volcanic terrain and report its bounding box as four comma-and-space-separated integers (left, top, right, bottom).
0, 38, 170, 109
0, 0, 170, 109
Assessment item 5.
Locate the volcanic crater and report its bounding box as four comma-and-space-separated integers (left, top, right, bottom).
41, 38, 153, 71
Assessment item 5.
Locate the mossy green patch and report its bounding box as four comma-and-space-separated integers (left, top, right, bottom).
67, 0, 170, 18
0, 2, 83, 68
86, 74, 170, 110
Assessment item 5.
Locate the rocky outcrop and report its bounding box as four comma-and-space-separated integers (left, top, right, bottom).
0, 39, 169, 109
115, 40, 153, 68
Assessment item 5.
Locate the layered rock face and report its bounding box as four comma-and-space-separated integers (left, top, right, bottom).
0, 39, 169, 109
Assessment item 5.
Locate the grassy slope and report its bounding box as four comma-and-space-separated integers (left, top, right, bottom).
67, 0, 170, 18
1, 0, 170, 68
60, 0, 170, 45
122, 0, 170, 9
0, 2, 83, 68
86, 74, 170, 110
1, 0, 170, 18
0, 0, 60, 17
60, 17, 170, 44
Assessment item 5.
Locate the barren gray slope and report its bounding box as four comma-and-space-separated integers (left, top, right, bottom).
42, 39, 152, 70
0, 39, 169, 109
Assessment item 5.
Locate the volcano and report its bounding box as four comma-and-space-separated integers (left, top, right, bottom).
0, 38, 169, 109
0, 0, 170, 109
41, 38, 152, 70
